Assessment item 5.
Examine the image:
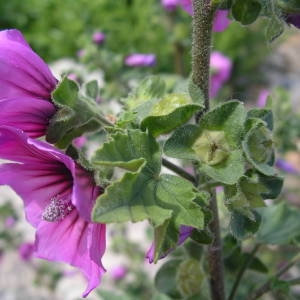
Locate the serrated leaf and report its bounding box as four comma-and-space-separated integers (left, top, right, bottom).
256, 202, 300, 245
92, 130, 159, 171
232, 0, 262, 25
92, 130, 204, 260
230, 211, 261, 240
141, 94, 202, 137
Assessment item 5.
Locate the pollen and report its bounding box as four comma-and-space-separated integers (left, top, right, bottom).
42, 195, 74, 222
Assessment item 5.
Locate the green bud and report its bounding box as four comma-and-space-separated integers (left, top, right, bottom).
248, 126, 273, 164
192, 130, 230, 165
176, 258, 204, 297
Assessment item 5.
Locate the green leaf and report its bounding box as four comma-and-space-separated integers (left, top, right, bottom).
155, 259, 182, 299
188, 80, 205, 106
84, 80, 99, 99
225, 175, 267, 218
164, 101, 246, 184
265, 16, 284, 42
200, 149, 244, 185
92, 130, 159, 171
232, 0, 262, 25
92, 130, 204, 259
176, 258, 204, 297
242, 122, 276, 176
124, 76, 166, 110
256, 202, 300, 245
247, 108, 274, 130
51, 76, 78, 108
47, 77, 102, 146
230, 211, 261, 240
141, 94, 202, 137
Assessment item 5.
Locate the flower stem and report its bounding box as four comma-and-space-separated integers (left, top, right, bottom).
228, 244, 261, 300
162, 158, 196, 184
247, 252, 300, 300
192, 1, 225, 299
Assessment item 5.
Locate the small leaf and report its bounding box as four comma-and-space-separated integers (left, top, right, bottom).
188, 80, 205, 106
84, 80, 99, 99
230, 211, 261, 240
247, 108, 273, 130
141, 94, 202, 137
265, 17, 284, 42
232, 0, 262, 25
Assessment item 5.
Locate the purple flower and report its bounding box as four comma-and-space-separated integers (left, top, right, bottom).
111, 266, 127, 280
19, 242, 35, 261
212, 10, 231, 32
210, 51, 232, 98
161, 0, 181, 11
124, 54, 156, 67
276, 159, 299, 175
286, 14, 300, 28
73, 136, 87, 149
146, 225, 193, 263
0, 126, 106, 297
256, 89, 270, 108
92, 31, 106, 45
179, 1, 230, 32
0, 29, 57, 137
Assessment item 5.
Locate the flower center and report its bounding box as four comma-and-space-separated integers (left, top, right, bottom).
42, 195, 74, 222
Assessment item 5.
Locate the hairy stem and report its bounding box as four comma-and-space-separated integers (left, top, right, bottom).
228, 244, 261, 300
162, 158, 196, 184
192, 1, 224, 299
247, 252, 300, 300
192, 0, 214, 115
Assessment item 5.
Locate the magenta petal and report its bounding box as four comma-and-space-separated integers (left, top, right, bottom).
73, 166, 102, 221
35, 211, 106, 297
213, 10, 231, 32
0, 163, 72, 227
0, 29, 57, 99
0, 98, 55, 137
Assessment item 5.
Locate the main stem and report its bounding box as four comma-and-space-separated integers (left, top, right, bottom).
192, 1, 225, 300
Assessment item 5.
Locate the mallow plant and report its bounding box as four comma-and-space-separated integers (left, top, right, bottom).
1, 0, 300, 299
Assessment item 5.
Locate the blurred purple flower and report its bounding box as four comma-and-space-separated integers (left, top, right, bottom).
256, 89, 270, 107
19, 242, 35, 261
179, 1, 230, 32
111, 266, 127, 280
286, 14, 300, 28
213, 10, 231, 32
276, 159, 299, 175
161, 0, 180, 11
0, 29, 57, 138
0, 126, 106, 297
92, 31, 106, 45
210, 51, 232, 98
77, 49, 86, 58
4, 216, 16, 228
125, 53, 156, 67
67, 73, 80, 83
73, 136, 87, 149
146, 225, 193, 263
